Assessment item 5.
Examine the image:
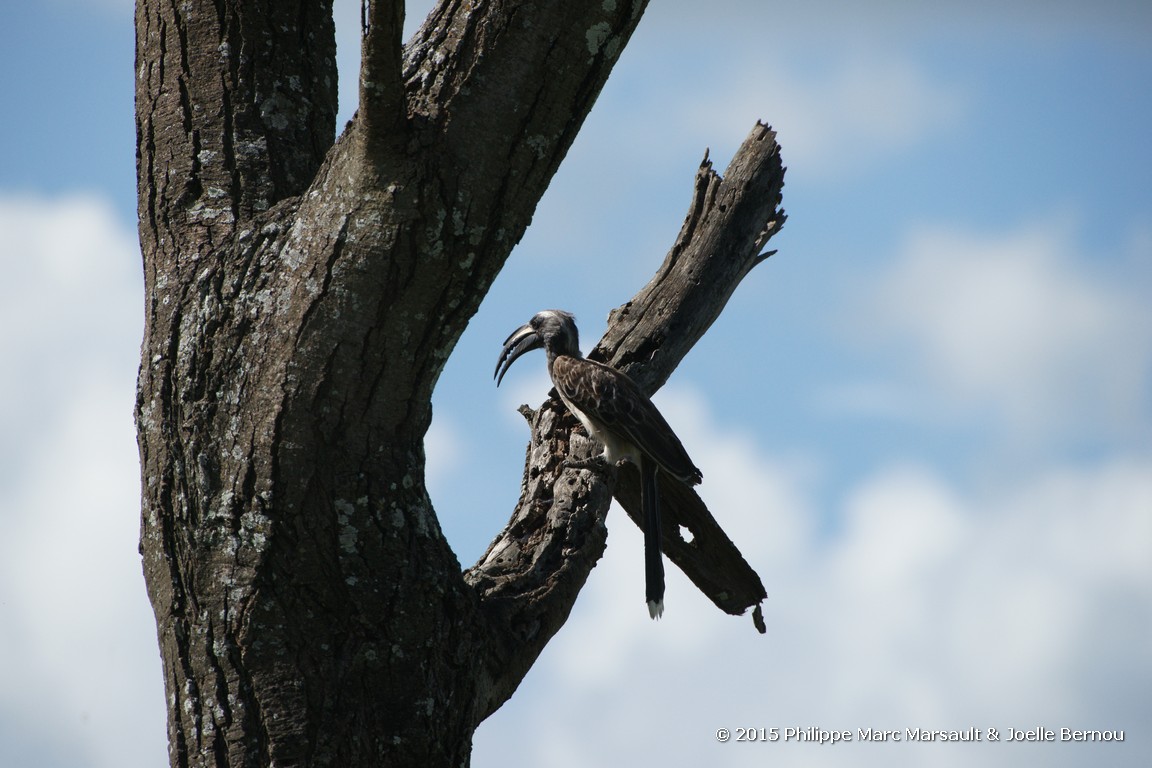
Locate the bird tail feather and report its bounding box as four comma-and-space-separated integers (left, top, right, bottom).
642, 459, 665, 619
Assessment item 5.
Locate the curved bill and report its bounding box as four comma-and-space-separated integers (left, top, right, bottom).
494, 324, 543, 386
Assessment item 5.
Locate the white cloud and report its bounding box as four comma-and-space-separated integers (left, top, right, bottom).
0, 195, 142, 469
687, 53, 965, 180
580, 8, 967, 183
849, 220, 1152, 443
497, 367, 555, 427
424, 411, 463, 492
0, 379, 165, 768
830, 464, 968, 593
0, 194, 165, 768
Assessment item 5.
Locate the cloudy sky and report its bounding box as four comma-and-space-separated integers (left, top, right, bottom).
2, 1, 1150, 766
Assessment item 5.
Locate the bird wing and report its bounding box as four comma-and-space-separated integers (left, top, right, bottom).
552, 355, 702, 485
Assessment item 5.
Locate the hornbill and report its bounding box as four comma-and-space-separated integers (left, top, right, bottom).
495, 310, 703, 619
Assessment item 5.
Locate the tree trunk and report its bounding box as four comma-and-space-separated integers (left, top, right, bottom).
133, 1, 782, 765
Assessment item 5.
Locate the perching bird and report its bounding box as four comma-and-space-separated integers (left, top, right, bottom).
495, 310, 702, 619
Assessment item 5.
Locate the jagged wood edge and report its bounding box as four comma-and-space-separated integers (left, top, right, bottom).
466, 123, 784, 641
595, 122, 785, 628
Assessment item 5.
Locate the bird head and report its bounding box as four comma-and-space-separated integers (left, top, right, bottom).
494, 310, 580, 386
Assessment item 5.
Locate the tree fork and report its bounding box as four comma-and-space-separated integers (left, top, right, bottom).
134, 0, 781, 765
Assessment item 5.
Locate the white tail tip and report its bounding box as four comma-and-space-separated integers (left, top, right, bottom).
648, 599, 664, 620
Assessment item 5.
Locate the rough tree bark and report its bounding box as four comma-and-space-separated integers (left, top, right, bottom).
134, 1, 784, 766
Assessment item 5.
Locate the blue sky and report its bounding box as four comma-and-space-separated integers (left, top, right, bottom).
2, 1, 1150, 767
